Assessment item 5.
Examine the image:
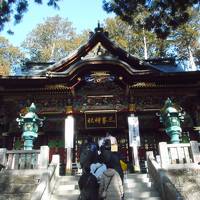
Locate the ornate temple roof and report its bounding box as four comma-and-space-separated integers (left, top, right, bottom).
0, 26, 200, 90
38, 25, 160, 76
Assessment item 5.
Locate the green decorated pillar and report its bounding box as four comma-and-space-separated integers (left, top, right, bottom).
16, 103, 45, 150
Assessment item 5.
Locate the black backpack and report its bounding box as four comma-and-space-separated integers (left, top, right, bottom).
79, 174, 98, 200
103, 138, 111, 150
80, 144, 93, 168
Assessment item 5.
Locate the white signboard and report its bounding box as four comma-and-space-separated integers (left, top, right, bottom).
128, 115, 140, 147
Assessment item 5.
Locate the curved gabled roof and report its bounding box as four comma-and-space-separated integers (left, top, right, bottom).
48, 56, 151, 76
45, 56, 156, 85
41, 27, 160, 75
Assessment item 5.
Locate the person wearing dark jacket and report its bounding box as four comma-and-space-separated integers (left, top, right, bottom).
80, 137, 99, 170
78, 166, 99, 200
99, 139, 124, 183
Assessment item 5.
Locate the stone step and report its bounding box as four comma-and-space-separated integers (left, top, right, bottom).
124, 185, 156, 192
0, 193, 31, 200
127, 178, 150, 183
51, 195, 161, 200
125, 177, 150, 183
50, 194, 79, 200
124, 190, 160, 198
53, 185, 79, 193
57, 179, 78, 185
55, 182, 153, 191
124, 197, 161, 200
51, 190, 160, 200
58, 173, 149, 179
0, 173, 39, 200
0, 183, 36, 193
0, 175, 39, 184
57, 174, 149, 183
124, 181, 153, 189
50, 173, 161, 200
58, 175, 80, 181
126, 173, 149, 179
52, 188, 80, 196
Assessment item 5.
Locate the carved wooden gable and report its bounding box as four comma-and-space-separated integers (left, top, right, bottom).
73, 71, 128, 112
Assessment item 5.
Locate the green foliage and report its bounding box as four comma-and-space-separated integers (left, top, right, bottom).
103, 0, 200, 39
104, 10, 200, 67
104, 17, 171, 58
21, 15, 88, 62
170, 8, 200, 61
0, 0, 61, 33
0, 36, 24, 75
194, 48, 200, 66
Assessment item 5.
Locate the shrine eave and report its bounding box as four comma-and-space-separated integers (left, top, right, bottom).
45, 57, 154, 78
0, 70, 200, 90
41, 31, 159, 73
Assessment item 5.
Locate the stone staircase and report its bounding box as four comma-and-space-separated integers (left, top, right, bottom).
50, 175, 80, 200
124, 173, 161, 200
0, 173, 39, 200
50, 173, 161, 200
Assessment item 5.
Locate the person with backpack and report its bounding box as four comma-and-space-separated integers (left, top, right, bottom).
99, 138, 124, 184
99, 163, 123, 200
80, 136, 98, 170
90, 161, 107, 183
78, 165, 99, 200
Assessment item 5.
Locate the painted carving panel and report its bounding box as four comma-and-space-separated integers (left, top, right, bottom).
74, 75, 128, 111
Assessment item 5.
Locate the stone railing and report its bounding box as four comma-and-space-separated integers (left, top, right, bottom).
0, 146, 59, 200
146, 141, 200, 200
158, 141, 200, 169
0, 146, 60, 200
31, 155, 60, 200
146, 151, 183, 200
0, 146, 49, 169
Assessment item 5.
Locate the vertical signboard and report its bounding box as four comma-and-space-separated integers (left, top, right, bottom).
128, 114, 140, 147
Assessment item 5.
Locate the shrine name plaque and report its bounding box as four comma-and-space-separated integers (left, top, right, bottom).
85, 111, 117, 129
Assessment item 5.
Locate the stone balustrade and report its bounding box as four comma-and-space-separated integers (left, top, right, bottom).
31, 155, 60, 200
0, 146, 49, 170
146, 151, 183, 200
146, 141, 200, 200
158, 141, 200, 169
0, 146, 60, 200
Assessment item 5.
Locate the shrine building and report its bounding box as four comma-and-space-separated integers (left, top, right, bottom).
0, 26, 200, 171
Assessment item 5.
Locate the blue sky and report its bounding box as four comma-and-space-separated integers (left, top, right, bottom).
0, 0, 115, 47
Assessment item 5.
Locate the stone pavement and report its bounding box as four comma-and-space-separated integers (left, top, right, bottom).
50, 173, 161, 200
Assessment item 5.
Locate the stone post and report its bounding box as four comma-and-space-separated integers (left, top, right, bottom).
159, 142, 170, 169
146, 151, 154, 160
190, 141, 200, 163
146, 151, 154, 177
51, 155, 60, 177
0, 148, 7, 167
39, 146, 49, 169
132, 144, 140, 172
66, 148, 72, 174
